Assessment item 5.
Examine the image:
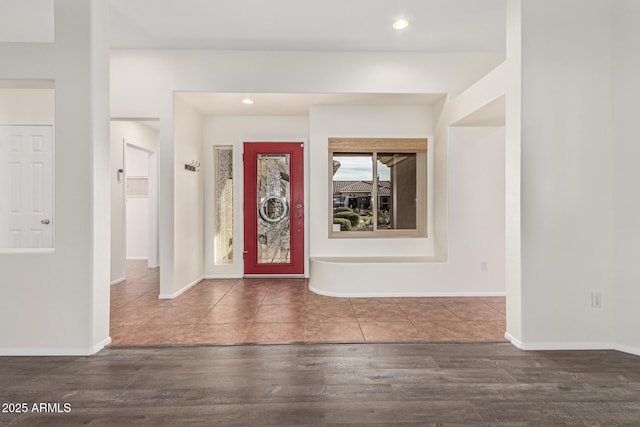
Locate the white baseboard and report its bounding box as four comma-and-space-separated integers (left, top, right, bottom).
91, 336, 112, 354
159, 276, 203, 299
309, 286, 506, 298
202, 274, 243, 279
1, 348, 87, 356
614, 343, 640, 357
110, 277, 125, 286
1, 336, 112, 357
504, 332, 640, 355
126, 257, 148, 261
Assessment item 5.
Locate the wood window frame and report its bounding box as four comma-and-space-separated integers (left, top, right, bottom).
328, 137, 427, 239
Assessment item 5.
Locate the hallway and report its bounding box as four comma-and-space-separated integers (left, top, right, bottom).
110, 261, 506, 346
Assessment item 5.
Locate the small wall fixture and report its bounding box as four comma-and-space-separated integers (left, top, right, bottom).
185, 160, 200, 172
117, 168, 124, 182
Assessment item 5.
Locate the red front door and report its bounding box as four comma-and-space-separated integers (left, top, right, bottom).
243, 142, 304, 275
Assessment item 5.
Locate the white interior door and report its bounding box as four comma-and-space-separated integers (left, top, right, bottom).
0, 125, 53, 248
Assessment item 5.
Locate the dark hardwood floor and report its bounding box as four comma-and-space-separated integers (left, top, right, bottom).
2, 343, 640, 426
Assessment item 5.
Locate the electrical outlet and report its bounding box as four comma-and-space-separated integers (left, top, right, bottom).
480, 261, 488, 271
591, 292, 602, 308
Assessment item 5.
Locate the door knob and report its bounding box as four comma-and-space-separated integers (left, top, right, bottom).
41, 219, 50, 225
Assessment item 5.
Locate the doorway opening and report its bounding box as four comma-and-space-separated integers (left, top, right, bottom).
109, 120, 159, 286
243, 142, 305, 276
124, 142, 158, 269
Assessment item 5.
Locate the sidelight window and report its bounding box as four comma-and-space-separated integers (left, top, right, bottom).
214, 146, 233, 264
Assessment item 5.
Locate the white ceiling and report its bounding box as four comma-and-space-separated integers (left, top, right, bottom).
110, 0, 506, 52
0, 0, 505, 117
117, 1, 504, 116
1, 0, 506, 52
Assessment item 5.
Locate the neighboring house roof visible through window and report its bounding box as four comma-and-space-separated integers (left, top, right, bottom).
333, 180, 390, 196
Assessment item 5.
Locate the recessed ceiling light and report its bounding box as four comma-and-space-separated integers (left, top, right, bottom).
392, 18, 410, 30
241, 98, 254, 105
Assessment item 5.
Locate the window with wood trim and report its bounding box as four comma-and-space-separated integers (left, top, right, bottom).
329, 138, 427, 238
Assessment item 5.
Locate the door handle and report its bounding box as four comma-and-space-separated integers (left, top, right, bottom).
41, 219, 51, 225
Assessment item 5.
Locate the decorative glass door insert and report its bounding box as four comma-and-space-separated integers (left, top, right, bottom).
256, 154, 290, 264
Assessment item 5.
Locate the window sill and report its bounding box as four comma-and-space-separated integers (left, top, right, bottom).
329, 230, 427, 239
311, 255, 444, 264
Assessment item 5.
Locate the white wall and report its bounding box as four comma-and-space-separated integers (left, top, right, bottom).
110, 121, 159, 284
203, 115, 309, 278
125, 144, 149, 260
0, 1, 54, 43
434, 60, 509, 262
448, 127, 505, 285
202, 107, 507, 297
90, 0, 111, 351
0, 0, 110, 355
518, 0, 614, 347
504, 0, 524, 349
110, 49, 504, 295
310, 125, 505, 296
0, 88, 54, 124
2, 1, 633, 355
309, 105, 435, 258
168, 95, 204, 297
111, 51, 504, 118
612, 0, 640, 353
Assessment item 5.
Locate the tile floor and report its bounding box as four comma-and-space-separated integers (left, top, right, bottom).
110, 261, 507, 346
